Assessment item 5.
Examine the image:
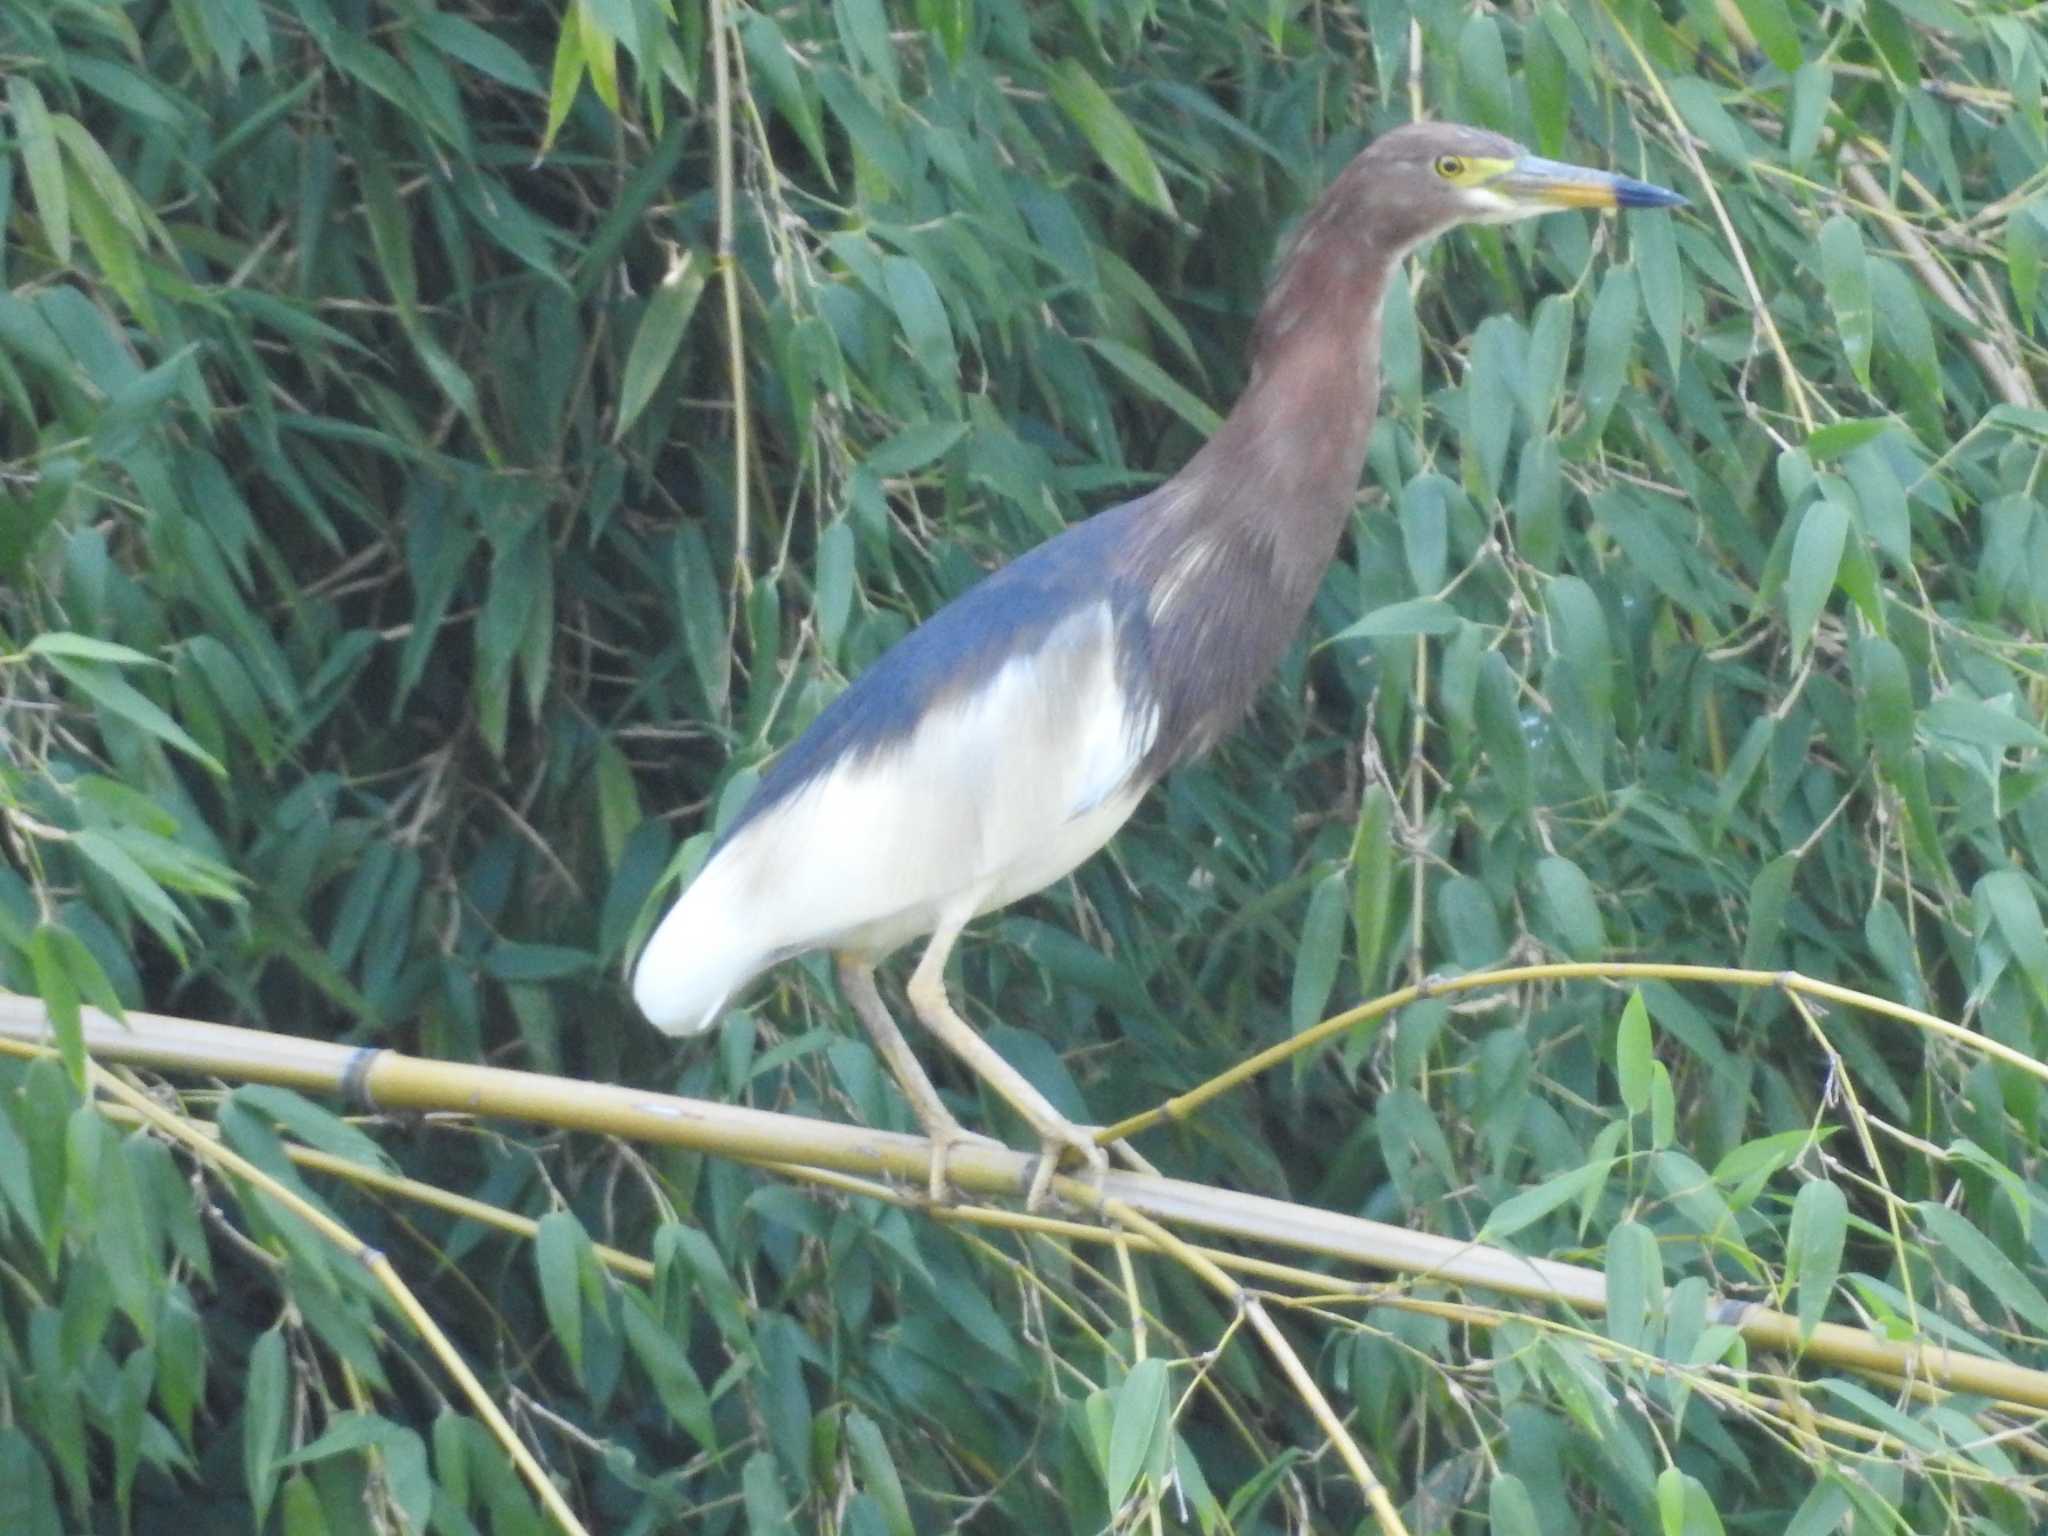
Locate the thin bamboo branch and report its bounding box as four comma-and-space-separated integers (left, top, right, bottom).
1079, 1188, 1412, 1536
82, 1063, 590, 1536
5, 991, 2048, 1413
1838, 149, 2040, 411
1596, 0, 1816, 436
708, 0, 752, 601
1098, 962, 2048, 1142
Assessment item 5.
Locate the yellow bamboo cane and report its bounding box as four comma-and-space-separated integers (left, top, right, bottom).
4, 989, 2048, 1414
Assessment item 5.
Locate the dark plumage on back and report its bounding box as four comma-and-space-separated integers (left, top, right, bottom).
719, 496, 1159, 848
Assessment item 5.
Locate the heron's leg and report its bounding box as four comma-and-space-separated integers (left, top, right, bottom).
836, 953, 986, 1202
904, 918, 1108, 1210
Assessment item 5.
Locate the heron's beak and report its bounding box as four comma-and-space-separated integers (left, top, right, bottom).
1492, 155, 1688, 211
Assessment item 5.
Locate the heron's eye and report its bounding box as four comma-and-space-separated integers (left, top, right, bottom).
1434, 155, 1467, 180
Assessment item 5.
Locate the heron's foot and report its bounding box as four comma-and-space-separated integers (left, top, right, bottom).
1026, 1121, 1110, 1211
922, 1121, 1004, 1205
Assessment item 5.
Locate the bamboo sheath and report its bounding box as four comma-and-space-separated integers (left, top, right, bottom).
5, 990, 2048, 1411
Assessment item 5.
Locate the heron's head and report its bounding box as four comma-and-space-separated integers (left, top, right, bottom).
1336, 121, 1686, 252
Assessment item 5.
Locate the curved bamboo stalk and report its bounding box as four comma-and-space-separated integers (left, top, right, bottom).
1097, 962, 2048, 1143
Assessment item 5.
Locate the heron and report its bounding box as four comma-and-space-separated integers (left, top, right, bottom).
634, 121, 1684, 1207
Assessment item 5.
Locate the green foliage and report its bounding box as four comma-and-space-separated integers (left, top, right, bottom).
4, 0, 2048, 1531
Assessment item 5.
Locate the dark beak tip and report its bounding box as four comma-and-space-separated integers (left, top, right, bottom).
1618, 180, 1688, 210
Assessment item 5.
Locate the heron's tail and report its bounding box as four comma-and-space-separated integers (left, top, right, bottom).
630, 858, 766, 1036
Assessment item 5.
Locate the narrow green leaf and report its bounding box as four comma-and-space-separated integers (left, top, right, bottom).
742, 1452, 792, 1535
833, 0, 900, 92
1634, 206, 1682, 375
756, 1313, 813, 1492
9, 78, 68, 263
1490, 1471, 1543, 1536
2008, 202, 2043, 320
1083, 337, 1221, 436
1350, 785, 1397, 994
864, 421, 968, 478
26, 926, 86, 1090
69, 829, 193, 959
417, 13, 546, 95
1870, 260, 1939, 404
1783, 497, 1848, 663
25, 631, 161, 667
738, 12, 831, 179
534, 1210, 587, 1378
1456, 12, 1513, 129
1520, 294, 1573, 431
1536, 855, 1605, 961
244, 1327, 288, 1528
1578, 265, 1639, 442
540, 9, 586, 153
575, 1, 620, 114
1734, 0, 1804, 70
1290, 870, 1348, 1032
844, 1411, 913, 1536
1049, 61, 1173, 216
232, 1086, 396, 1174
881, 255, 959, 406
1474, 651, 1532, 812
1923, 695, 2048, 753
1465, 318, 1518, 499
1980, 869, 2048, 1003
1806, 417, 1889, 462
1917, 1200, 2048, 1333
1817, 215, 1873, 390
1331, 598, 1462, 642
1480, 1159, 1618, 1242
1105, 1357, 1170, 1510
1400, 473, 1451, 594
1787, 1180, 1846, 1342
1783, 1478, 1853, 1536
1739, 853, 1800, 971
614, 250, 707, 440
1616, 990, 1653, 1114
673, 524, 731, 715
619, 1293, 716, 1450
1787, 63, 1832, 164
1606, 1221, 1662, 1352
815, 519, 856, 661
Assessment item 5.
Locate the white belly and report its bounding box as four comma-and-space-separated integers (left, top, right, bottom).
631, 601, 1156, 1031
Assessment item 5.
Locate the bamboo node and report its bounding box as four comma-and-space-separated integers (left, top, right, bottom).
341, 1046, 384, 1109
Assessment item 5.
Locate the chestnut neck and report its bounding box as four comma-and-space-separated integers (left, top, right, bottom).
1144, 197, 1396, 591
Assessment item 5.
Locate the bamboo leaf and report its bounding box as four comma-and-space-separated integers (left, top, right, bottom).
1049, 61, 1174, 217
1105, 1358, 1170, 1511
1917, 1200, 2048, 1334
1788, 1180, 1847, 1342
1290, 869, 1348, 1033
48, 659, 224, 776
1616, 990, 1653, 1115
1784, 497, 1848, 663
615, 249, 708, 440
9, 78, 68, 262
1818, 215, 1873, 391
534, 1210, 587, 1378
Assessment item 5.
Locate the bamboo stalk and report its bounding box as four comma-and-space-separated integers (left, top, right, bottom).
5, 991, 2048, 1411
